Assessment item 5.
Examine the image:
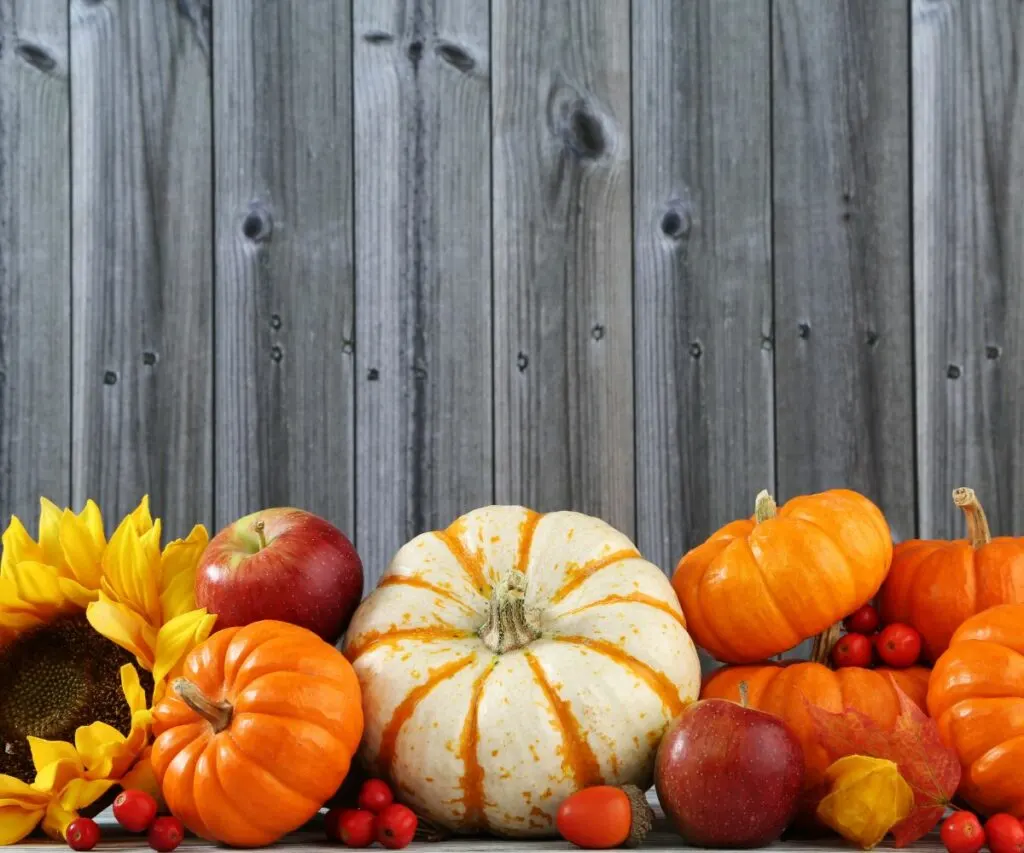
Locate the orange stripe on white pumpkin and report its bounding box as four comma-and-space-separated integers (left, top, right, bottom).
523, 651, 603, 788
550, 549, 641, 604
345, 626, 470, 663
554, 592, 687, 628
456, 659, 497, 829
377, 574, 478, 615
515, 510, 543, 575
436, 526, 490, 595
555, 635, 686, 717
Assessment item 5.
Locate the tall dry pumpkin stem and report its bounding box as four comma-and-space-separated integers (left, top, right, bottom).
479, 569, 542, 654
811, 622, 843, 666
952, 487, 992, 549
754, 490, 778, 523
174, 677, 233, 733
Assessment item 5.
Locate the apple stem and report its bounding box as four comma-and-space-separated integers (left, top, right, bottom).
252, 519, 268, 550
174, 678, 233, 733
737, 681, 749, 709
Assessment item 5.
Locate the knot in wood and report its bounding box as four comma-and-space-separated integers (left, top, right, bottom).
363, 31, 394, 45
798, 323, 810, 339
590, 324, 605, 341
407, 40, 424, 62
986, 345, 1001, 360
660, 207, 691, 240
14, 42, 58, 75
516, 352, 529, 372
866, 330, 879, 347
435, 41, 477, 74
142, 351, 158, 366
689, 341, 703, 359
269, 314, 282, 330
241, 203, 272, 243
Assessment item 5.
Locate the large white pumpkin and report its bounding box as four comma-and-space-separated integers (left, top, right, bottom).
343, 506, 701, 837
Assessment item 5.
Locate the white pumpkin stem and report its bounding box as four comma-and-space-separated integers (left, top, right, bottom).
478, 569, 542, 654
953, 487, 992, 549
174, 677, 233, 733
754, 489, 777, 523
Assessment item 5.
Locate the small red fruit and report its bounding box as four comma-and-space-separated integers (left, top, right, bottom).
375, 803, 418, 850
831, 632, 873, 669
113, 788, 158, 832
984, 814, 1024, 853
357, 778, 394, 813
941, 811, 986, 853
66, 818, 100, 851
147, 816, 184, 852
326, 808, 376, 847
877, 623, 922, 668
557, 785, 654, 849
844, 604, 880, 635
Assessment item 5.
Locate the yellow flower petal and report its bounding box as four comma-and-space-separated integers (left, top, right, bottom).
129, 495, 154, 536
86, 594, 157, 672
120, 663, 148, 716
41, 778, 114, 841
0, 795, 46, 846
27, 740, 81, 782
73, 666, 151, 780
58, 508, 105, 590
6, 561, 94, 616
102, 522, 161, 628
74, 500, 106, 550
0, 516, 45, 577
152, 609, 217, 696
36, 498, 66, 571
158, 525, 209, 621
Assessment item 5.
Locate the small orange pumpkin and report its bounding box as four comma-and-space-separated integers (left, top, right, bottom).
927, 604, 1024, 817
673, 489, 893, 662
879, 487, 1024, 663
150, 620, 364, 847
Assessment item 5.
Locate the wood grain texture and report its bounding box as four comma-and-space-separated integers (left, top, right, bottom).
492, 0, 634, 536
354, 0, 492, 586
772, 0, 915, 543
0, 0, 70, 526
214, 0, 355, 537
70, 0, 212, 537
632, 0, 773, 592
913, 0, 1024, 538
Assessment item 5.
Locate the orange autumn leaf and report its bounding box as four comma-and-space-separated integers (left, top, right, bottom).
804, 680, 960, 847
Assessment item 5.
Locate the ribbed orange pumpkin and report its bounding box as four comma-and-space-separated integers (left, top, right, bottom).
673, 489, 893, 663
702, 661, 930, 818
879, 488, 1024, 663
927, 604, 1024, 817
150, 620, 364, 847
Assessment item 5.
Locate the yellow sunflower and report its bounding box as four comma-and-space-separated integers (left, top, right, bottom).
0, 496, 216, 844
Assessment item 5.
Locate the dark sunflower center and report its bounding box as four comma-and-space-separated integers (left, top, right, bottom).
0, 614, 154, 782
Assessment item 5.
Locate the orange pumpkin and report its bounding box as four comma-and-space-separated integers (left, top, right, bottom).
927, 604, 1024, 817
879, 487, 1024, 663
150, 620, 364, 847
702, 659, 930, 818
673, 489, 893, 662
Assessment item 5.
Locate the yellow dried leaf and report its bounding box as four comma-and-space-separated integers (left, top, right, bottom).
817, 755, 914, 849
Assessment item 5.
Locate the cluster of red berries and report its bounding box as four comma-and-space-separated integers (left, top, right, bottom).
66, 790, 183, 852
942, 811, 1024, 853
325, 778, 418, 849
831, 604, 923, 669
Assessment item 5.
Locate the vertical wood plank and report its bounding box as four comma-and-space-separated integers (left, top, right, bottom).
632, 0, 773, 588
71, 0, 212, 536
773, 0, 915, 544
493, 0, 634, 536
0, 0, 70, 523
354, 0, 492, 585
214, 1, 355, 539
913, 0, 1024, 537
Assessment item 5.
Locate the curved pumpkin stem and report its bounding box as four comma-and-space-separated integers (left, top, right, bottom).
174, 678, 233, 733
953, 487, 992, 549
478, 569, 542, 654
810, 622, 842, 666
754, 490, 778, 523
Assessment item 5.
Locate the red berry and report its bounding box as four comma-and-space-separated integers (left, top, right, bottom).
831, 632, 873, 668
66, 818, 100, 851
942, 811, 986, 853
357, 778, 394, 813
985, 814, 1024, 853
877, 623, 922, 668
147, 816, 184, 852
326, 808, 376, 847
375, 804, 418, 850
113, 788, 158, 832
844, 604, 880, 634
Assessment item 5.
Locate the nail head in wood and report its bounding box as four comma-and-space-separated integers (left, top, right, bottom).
798, 323, 810, 339
761, 336, 774, 351
103, 370, 118, 385
270, 345, 283, 363
342, 339, 354, 355
367, 368, 380, 381
591, 324, 605, 341
986, 345, 1001, 360
142, 351, 157, 366
270, 314, 282, 330
947, 364, 961, 379
689, 341, 703, 359
866, 330, 879, 346
516, 352, 529, 372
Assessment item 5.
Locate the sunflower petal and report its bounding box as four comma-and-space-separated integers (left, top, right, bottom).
27, 739, 82, 785
101, 522, 161, 630
158, 525, 208, 621
41, 778, 114, 841
58, 508, 105, 590
120, 663, 148, 716
0, 795, 45, 846
7, 561, 94, 617
74, 501, 106, 550
73, 722, 125, 777
36, 498, 66, 571
152, 609, 217, 695
86, 594, 157, 671
0, 516, 45, 577
129, 496, 154, 536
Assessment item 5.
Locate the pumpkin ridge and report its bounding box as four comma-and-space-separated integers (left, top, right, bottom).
774, 516, 856, 612
523, 650, 603, 787
550, 549, 641, 604
377, 654, 479, 777
515, 510, 543, 575
437, 528, 490, 595
345, 626, 471, 662
378, 574, 479, 614
223, 725, 321, 804
745, 538, 809, 650
455, 659, 497, 829
553, 592, 686, 628
554, 635, 685, 717
690, 554, 747, 661
207, 733, 285, 841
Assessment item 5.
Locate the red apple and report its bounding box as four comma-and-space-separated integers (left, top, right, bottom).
195, 508, 363, 645
655, 696, 803, 848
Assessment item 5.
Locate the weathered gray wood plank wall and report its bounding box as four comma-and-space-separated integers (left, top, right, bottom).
1, 0, 1022, 618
